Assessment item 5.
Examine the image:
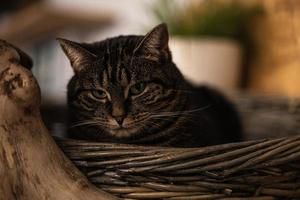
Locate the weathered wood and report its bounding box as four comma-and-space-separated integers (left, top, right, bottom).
0, 40, 117, 200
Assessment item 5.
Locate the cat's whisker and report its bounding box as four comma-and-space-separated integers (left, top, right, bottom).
169, 104, 211, 114
149, 114, 198, 127
148, 115, 198, 128
147, 116, 177, 124
92, 117, 108, 122
150, 104, 211, 118
150, 113, 192, 118
170, 89, 202, 94
146, 121, 164, 129
136, 121, 160, 134
70, 119, 107, 128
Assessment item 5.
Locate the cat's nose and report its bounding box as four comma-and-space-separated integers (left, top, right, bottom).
112, 102, 126, 126
115, 116, 124, 126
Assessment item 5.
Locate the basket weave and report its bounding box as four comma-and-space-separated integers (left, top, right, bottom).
56, 136, 300, 199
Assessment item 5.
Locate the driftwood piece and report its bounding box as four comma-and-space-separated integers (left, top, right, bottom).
0, 40, 117, 200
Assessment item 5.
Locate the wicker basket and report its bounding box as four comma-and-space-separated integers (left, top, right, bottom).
55, 95, 300, 199
55, 136, 300, 199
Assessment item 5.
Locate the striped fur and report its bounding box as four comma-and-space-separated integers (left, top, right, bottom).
59, 24, 242, 147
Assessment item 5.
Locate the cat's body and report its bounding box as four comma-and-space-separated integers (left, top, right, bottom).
58, 24, 242, 147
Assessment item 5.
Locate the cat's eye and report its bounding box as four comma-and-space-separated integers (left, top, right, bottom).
130, 82, 146, 95
91, 90, 107, 99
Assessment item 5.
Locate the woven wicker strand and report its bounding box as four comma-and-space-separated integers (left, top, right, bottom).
56, 136, 300, 199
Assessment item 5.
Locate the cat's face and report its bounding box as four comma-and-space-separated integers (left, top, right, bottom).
59, 24, 187, 139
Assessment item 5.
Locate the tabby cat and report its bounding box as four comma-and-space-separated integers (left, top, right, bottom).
58, 23, 242, 147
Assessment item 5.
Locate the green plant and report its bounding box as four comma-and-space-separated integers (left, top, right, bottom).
152, 0, 262, 43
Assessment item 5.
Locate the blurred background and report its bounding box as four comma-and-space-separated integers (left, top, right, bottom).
1, 0, 299, 140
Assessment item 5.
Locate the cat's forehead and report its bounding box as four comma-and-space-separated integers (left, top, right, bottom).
95, 36, 141, 60
95, 55, 155, 88
99, 40, 135, 67
92, 37, 137, 69
80, 36, 167, 88
92, 37, 158, 83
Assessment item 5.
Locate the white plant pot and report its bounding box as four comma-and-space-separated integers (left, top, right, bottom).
169, 37, 243, 92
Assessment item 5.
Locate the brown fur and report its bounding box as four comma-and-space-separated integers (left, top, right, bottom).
58, 24, 242, 147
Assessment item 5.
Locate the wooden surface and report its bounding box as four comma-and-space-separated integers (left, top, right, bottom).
0, 40, 117, 199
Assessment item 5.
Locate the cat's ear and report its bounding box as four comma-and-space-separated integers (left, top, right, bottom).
134, 23, 170, 62
57, 38, 97, 73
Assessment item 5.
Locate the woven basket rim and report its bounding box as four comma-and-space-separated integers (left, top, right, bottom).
55, 136, 300, 199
